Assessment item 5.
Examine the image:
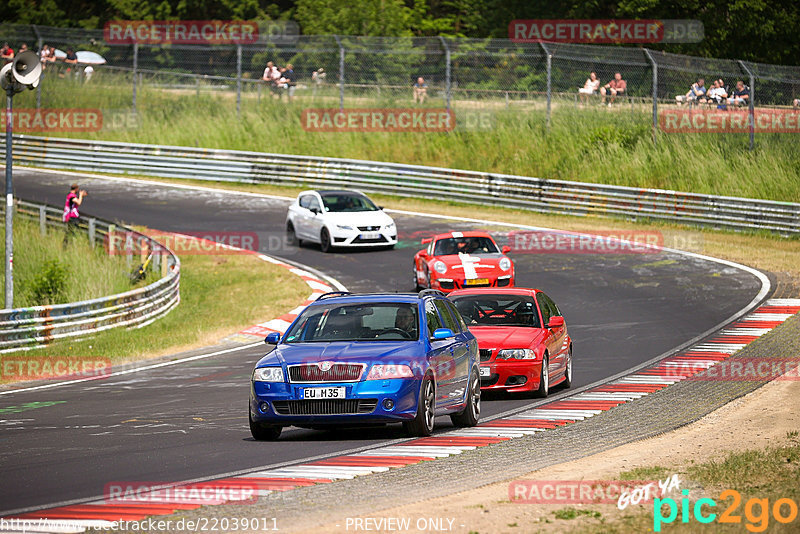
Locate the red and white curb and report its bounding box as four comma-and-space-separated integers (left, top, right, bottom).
4, 298, 797, 532
234, 258, 334, 340
142, 231, 337, 343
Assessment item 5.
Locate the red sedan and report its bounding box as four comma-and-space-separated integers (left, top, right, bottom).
449, 287, 572, 396
413, 231, 514, 293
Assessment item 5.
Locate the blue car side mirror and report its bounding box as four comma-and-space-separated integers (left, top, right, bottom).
265, 332, 281, 344
432, 328, 454, 340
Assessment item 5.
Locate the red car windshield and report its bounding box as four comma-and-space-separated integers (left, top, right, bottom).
451, 295, 540, 328
433, 236, 499, 256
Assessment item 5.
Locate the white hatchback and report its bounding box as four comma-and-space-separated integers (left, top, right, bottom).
286, 190, 398, 252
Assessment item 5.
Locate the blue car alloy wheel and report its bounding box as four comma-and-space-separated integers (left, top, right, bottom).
249, 290, 481, 440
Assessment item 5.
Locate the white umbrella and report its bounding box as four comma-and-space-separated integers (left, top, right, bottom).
51, 49, 106, 65
76, 51, 106, 65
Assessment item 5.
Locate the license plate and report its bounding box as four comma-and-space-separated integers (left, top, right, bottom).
465, 278, 490, 286
479, 366, 491, 378
303, 387, 346, 399
359, 232, 380, 240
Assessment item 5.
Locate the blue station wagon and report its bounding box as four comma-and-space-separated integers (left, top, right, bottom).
249, 290, 481, 440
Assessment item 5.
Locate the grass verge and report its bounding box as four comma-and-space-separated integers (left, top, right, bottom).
13, 75, 800, 202
559, 432, 800, 533
1, 216, 133, 307
0, 230, 310, 382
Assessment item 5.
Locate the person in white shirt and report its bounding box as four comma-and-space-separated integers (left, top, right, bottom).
262, 61, 281, 97
578, 72, 600, 105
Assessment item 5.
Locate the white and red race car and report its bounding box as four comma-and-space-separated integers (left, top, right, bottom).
413, 230, 515, 293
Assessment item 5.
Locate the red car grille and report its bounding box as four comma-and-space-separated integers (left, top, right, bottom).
288, 363, 364, 383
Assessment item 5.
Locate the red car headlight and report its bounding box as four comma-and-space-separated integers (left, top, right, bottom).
497, 349, 536, 360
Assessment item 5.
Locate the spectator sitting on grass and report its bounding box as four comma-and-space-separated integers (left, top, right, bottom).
274, 66, 289, 99
727, 80, 749, 107
312, 68, 326, 85
707, 79, 729, 109
63, 48, 78, 78
312, 68, 326, 96
676, 78, 705, 106
262, 61, 281, 97
413, 77, 428, 104
39, 44, 56, 69
600, 72, 626, 106
794, 99, 799, 109
1, 43, 14, 64
283, 63, 296, 101
578, 72, 600, 104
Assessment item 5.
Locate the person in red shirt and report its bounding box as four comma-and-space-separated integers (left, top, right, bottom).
600, 72, 627, 106
1, 43, 14, 64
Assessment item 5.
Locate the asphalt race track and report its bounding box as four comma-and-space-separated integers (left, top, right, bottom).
0, 168, 765, 514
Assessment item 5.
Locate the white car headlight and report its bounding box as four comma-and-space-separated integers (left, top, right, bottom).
336, 224, 354, 231
253, 367, 285, 382
434, 261, 448, 274
385, 222, 396, 230
499, 257, 512, 271
497, 349, 536, 360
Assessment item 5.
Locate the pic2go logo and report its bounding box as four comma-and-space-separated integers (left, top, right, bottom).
654, 489, 798, 532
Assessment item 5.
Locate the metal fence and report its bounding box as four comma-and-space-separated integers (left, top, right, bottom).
0, 198, 180, 352
4, 135, 798, 235
2, 23, 799, 146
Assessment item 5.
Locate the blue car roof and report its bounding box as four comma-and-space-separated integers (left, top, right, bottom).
310, 293, 434, 306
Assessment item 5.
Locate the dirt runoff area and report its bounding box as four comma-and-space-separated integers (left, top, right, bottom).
298, 377, 800, 534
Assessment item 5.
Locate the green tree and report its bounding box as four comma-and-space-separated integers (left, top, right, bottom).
295, 0, 412, 36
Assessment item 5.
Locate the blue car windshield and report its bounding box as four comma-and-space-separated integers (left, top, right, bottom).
451, 295, 540, 328
283, 302, 419, 342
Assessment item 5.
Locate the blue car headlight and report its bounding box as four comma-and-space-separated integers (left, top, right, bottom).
253, 367, 285, 382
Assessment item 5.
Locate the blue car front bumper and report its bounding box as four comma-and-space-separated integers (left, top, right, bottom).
250, 377, 421, 425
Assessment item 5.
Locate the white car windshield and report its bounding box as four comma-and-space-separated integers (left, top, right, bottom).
321, 193, 379, 212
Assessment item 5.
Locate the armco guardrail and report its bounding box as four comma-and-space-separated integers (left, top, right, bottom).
3, 135, 799, 234
0, 198, 180, 352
